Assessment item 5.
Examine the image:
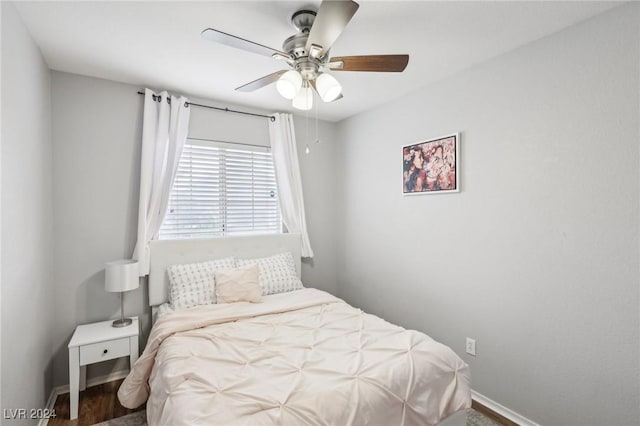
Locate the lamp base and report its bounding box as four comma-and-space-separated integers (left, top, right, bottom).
112, 318, 133, 328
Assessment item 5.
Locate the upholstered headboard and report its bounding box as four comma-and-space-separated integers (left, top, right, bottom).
148, 233, 301, 307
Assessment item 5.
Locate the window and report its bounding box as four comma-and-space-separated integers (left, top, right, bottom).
159, 139, 281, 240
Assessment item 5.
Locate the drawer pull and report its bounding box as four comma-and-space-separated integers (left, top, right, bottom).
103, 349, 108, 354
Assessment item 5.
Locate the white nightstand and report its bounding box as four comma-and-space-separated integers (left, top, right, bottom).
68, 317, 139, 420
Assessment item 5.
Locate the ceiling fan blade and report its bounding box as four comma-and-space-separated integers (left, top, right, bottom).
309, 80, 343, 102
329, 55, 409, 72
235, 70, 288, 92
305, 0, 359, 59
202, 28, 292, 61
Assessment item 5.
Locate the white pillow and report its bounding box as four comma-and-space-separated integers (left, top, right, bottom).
155, 302, 174, 318
236, 252, 303, 295
215, 264, 262, 304
167, 257, 235, 310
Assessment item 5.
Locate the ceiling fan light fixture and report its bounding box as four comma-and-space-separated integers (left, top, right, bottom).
276, 70, 302, 100
292, 82, 313, 110
316, 72, 342, 102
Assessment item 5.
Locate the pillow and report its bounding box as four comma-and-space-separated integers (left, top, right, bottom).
155, 302, 174, 318
167, 257, 235, 310
236, 252, 303, 295
215, 264, 262, 303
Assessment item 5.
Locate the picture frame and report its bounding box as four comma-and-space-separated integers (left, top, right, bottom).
402, 133, 460, 195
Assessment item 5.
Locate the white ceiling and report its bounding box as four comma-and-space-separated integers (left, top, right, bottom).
15, 1, 620, 122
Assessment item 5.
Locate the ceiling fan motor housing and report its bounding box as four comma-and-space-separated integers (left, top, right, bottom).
283, 33, 310, 59
284, 9, 327, 81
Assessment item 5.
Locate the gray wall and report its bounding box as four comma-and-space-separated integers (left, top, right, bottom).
1, 2, 55, 422
51, 72, 145, 387
334, 4, 639, 425
50, 71, 338, 386
293, 115, 338, 295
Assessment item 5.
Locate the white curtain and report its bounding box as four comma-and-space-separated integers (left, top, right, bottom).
133, 89, 191, 275
269, 113, 314, 258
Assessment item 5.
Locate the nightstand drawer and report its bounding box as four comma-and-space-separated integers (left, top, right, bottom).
79, 337, 130, 365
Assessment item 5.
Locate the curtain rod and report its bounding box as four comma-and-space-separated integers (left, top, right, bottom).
136, 91, 275, 122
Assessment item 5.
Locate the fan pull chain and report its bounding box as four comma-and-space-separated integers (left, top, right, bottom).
314, 93, 320, 146
305, 100, 310, 155
305, 90, 321, 155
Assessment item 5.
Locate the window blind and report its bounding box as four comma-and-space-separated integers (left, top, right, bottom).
159, 140, 281, 240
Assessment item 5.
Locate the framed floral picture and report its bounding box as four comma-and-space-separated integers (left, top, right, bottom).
402, 133, 459, 194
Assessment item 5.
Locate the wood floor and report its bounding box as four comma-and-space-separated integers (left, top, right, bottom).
48, 379, 144, 426
47, 379, 516, 426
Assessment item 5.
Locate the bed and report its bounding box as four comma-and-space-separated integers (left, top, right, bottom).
118, 234, 471, 425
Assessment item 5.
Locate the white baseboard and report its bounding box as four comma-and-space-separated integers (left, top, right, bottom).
37, 388, 59, 426
472, 389, 539, 426
38, 369, 130, 426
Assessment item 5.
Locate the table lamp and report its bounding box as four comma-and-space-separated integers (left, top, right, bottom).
105, 259, 139, 328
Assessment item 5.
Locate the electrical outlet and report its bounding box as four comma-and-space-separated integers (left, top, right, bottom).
466, 338, 476, 356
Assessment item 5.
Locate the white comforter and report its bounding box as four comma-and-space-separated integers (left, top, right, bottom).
118, 288, 470, 425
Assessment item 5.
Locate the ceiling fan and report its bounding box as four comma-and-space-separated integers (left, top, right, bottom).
201, 0, 409, 110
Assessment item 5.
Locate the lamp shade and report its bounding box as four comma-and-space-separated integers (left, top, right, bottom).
292, 84, 313, 110
315, 73, 342, 102
105, 260, 139, 292
276, 70, 302, 100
